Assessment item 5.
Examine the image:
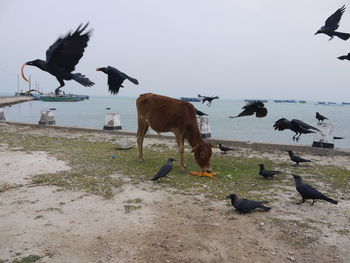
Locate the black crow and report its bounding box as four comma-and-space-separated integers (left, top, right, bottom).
334, 136, 344, 140
273, 118, 320, 141
337, 52, 350, 60
258, 163, 281, 179
195, 108, 208, 116
96, 66, 139, 95
198, 94, 219, 107
226, 194, 271, 213
151, 158, 175, 181
219, 144, 233, 154
229, 101, 267, 118
287, 150, 311, 165
292, 175, 338, 205
21, 23, 94, 95
316, 112, 328, 123
315, 5, 350, 41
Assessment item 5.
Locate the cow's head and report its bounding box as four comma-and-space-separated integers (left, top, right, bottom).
191, 142, 213, 172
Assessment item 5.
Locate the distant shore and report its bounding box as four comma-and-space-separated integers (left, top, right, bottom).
0, 96, 34, 107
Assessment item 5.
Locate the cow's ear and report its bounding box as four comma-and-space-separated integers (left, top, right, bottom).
191, 145, 199, 153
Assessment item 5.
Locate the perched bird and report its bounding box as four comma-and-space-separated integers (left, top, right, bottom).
273, 118, 320, 142
229, 101, 267, 118
151, 158, 175, 181
292, 175, 338, 205
258, 163, 281, 179
21, 23, 94, 95
198, 94, 219, 107
226, 194, 271, 213
195, 108, 208, 116
316, 112, 328, 123
287, 150, 311, 165
337, 52, 350, 60
315, 5, 350, 41
219, 144, 233, 154
96, 66, 139, 95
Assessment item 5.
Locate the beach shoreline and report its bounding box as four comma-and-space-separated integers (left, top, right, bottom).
0, 121, 349, 262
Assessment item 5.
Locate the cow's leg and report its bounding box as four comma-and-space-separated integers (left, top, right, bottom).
175, 132, 186, 171
137, 120, 149, 163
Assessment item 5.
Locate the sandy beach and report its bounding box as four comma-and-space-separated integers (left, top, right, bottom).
0, 122, 349, 263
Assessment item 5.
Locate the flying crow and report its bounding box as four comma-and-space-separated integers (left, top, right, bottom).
151, 158, 175, 181
287, 150, 311, 165
229, 101, 267, 118
273, 118, 320, 142
226, 194, 271, 213
96, 66, 139, 95
258, 163, 281, 179
292, 175, 338, 205
337, 52, 350, 60
219, 144, 233, 154
198, 94, 219, 107
315, 5, 350, 41
316, 112, 328, 123
21, 23, 94, 95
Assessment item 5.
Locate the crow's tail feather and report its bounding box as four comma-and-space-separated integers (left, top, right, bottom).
334, 31, 350, 40
323, 196, 338, 205
72, 73, 94, 87
259, 205, 271, 211
125, 75, 139, 85
337, 56, 348, 60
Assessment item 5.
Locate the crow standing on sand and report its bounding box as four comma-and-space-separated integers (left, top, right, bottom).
96, 66, 139, 95
21, 23, 94, 95
315, 5, 350, 41
273, 118, 320, 142
287, 150, 311, 165
151, 158, 175, 181
198, 94, 219, 107
258, 163, 281, 179
229, 101, 268, 118
316, 112, 328, 123
292, 175, 338, 205
226, 194, 271, 213
219, 144, 233, 154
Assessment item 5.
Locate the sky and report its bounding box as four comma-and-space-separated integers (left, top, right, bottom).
1, 0, 350, 101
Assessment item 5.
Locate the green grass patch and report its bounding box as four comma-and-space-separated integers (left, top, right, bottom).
0, 129, 349, 201
12, 255, 41, 263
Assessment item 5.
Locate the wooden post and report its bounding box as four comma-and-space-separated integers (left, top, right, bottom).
38, 110, 55, 125
312, 122, 334, 149
197, 116, 211, 138
103, 113, 122, 130
0, 108, 5, 121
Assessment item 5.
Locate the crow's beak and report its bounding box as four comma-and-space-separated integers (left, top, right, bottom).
314, 31, 319, 35
21, 63, 30, 82
96, 68, 102, 71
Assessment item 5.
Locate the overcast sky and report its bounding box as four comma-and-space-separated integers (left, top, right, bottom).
1, 0, 350, 101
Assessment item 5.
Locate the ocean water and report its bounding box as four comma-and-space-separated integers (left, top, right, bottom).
2, 96, 350, 149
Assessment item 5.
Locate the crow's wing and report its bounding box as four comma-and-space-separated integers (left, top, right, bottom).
292, 155, 310, 162
297, 184, 325, 199
46, 23, 91, 72
236, 199, 265, 212
325, 5, 345, 30
152, 164, 172, 180
292, 119, 320, 132
273, 118, 291, 131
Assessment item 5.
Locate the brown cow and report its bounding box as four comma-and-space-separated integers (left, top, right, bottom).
136, 93, 212, 172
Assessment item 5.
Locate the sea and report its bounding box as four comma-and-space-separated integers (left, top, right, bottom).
1, 95, 350, 149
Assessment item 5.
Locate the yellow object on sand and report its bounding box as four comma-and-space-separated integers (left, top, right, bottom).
189, 171, 218, 179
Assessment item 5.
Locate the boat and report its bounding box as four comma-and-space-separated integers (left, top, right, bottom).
317, 101, 326, 105
273, 100, 283, 103
180, 97, 202, 102
244, 99, 268, 103
299, 100, 306, 103
342, 102, 350, 105
32, 93, 89, 102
